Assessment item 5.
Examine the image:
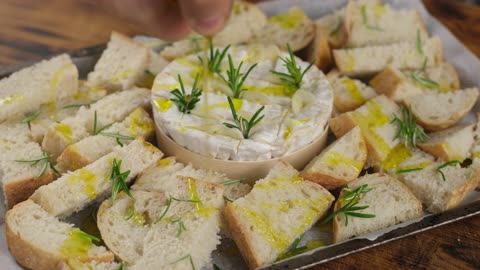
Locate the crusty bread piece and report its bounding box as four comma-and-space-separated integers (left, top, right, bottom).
418, 124, 475, 162
0, 122, 57, 209
333, 173, 423, 243
87, 32, 150, 92
42, 88, 151, 160
398, 162, 480, 213
343, 1, 428, 48
403, 88, 479, 131
57, 107, 155, 172
370, 63, 460, 102
0, 54, 78, 122
30, 139, 163, 218
5, 200, 113, 270
98, 177, 224, 270
302, 126, 367, 190
333, 37, 443, 77
327, 70, 377, 112
329, 95, 400, 166
306, 24, 334, 72
59, 260, 121, 270
224, 161, 334, 269
161, 1, 267, 61
381, 144, 435, 174
250, 6, 315, 52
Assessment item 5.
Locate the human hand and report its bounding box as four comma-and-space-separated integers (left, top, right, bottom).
111, 0, 233, 40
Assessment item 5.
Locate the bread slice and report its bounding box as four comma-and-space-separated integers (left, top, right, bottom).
381, 144, 435, 174
333, 37, 443, 77
470, 113, 480, 161
332, 173, 423, 243
343, 1, 428, 47
250, 6, 315, 52
42, 88, 151, 160
57, 107, 155, 172
0, 54, 78, 122
224, 161, 334, 269
87, 32, 150, 92
329, 95, 400, 166
59, 260, 121, 270
98, 180, 224, 269
306, 24, 334, 72
418, 124, 475, 162
370, 63, 460, 102
5, 200, 113, 270
327, 70, 377, 112
302, 126, 367, 190
398, 162, 480, 213
403, 88, 479, 131
161, 1, 267, 61
30, 139, 163, 218
0, 122, 58, 209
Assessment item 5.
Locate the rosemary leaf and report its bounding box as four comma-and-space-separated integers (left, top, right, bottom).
417, 29, 424, 55
199, 44, 230, 74
391, 105, 428, 149
15, 153, 59, 179
360, 5, 384, 31
271, 45, 313, 90
76, 230, 100, 243
411, 72, 440, 89
99, 132, 135, 146
110, 158, 132, 202
223, 96, 264, 139
124, 205, 135, 220
171, 254, 196, 270
223, 195, 234, 203
93, 110, 113, 135
396, 167, 424, 174
220, 179, 242, 185
170, 74, 202, 114
154, 195, 173, 224
116, 263, 125, 270
21, 111, 40, 124
62, 103, 89, 109
436, 160, 461, 181
219, 54, 257, 99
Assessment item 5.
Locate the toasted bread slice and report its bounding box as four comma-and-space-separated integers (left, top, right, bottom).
370, 63, 460, 102
403, 88, 479, 131
30, 139, 163, 218
302, 126, 367, 190
57, 107, 155, 172
418, 124, 475, 162
398, 162, 480, 213
87, 32, 150, 92
327, 70, 377, 112
333, 37, 442, 77
5, 200, 113, 270
224, 161, 334, 269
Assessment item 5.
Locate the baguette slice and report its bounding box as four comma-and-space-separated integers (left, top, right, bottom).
0, 122, 57, 209
30, 139, 163, 218
42, 88, 151, 160
398, 163, 480, 213
333, 173, 423, 243
343, 1, 428, 47
57, 107, 155, 172
333, 37, 442, 77
302, 126, 367, 190
403, 88, 479, 131
370, 63, 460, 102
87, 32, 150, 92
306, 24, 334, 72
224, 161, 334, 269
418, 124, 475, 162
250, 6, 315, 52
6, 200, 113, 270
381, 144, 435, 174
327, 70, 377, 112
0, 54, 78, 122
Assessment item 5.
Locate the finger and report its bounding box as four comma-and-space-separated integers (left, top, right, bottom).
177, 0, 233, 36
111, 0, 191, 40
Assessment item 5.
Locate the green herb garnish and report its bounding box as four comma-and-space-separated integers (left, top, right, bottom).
220, 179, 242, 185
396, 167, 424, 174
322, 184, 376, 226
170, 74, 202, 114
223, 195, 234, 203
171, 254, 196, 270
392, 105, 428, 149
271, 45, 313, 90
93, 110, 113, 135
63, 103, 89, 109
125, 205, 135, 220
411, 72, 440, 89
154, 195, 201, 224
417, 29, 424, 55
21, 111, 40, 124
15, 152, 59, 179
110, 158, 132, 202
436, 160, 461, 181
116, 263, 125, 270
219, 54, 257, 99
199, 44, 230, 74
223, 96, 264, 139
99, 132, 135, 147
76, 230, 100, 243
172, 218, 187, 237
360, 5, 384, 31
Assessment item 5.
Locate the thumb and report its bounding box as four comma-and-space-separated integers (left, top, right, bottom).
178, 0, 233, 36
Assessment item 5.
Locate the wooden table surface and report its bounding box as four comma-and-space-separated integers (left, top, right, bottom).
0, 0, 479, 269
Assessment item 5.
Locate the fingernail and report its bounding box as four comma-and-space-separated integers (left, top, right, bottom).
190, 16, 226, 35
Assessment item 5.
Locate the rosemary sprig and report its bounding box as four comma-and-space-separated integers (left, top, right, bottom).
93, 110, 113, 135
220, 54, 257, 99
171, 254, 196, 270
223, 195, 234, 203
396, 167, 424, 174
98, 132, 135, 147
172, 218, 187, 237
15, 152, 59, 179
220, 179, 242, 185
391, 105, 428, 149
322, 184, 376, 226
411, 72, 440, 89
170, 74, 202, 114
199, 44, 230, 74
436, 160, 461, 181
110, 158, 132, 202
360, 5, 384, 31
154, 195, 201, 224
223, 96, 264, 139
63, 103, 90, 109
76, 230, 100, 243
21, 111, 40, 124
271, 45, 313, 90
417, 29, 424, 55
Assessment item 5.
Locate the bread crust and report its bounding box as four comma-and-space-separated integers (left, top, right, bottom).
57, 146, 92, 172
369, 66, 403, 99
4, 171, 56, 209
307, 24, 333, 72
417, 143, 450, 162
301, 172, 348, 190
328, 113, 357, 138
